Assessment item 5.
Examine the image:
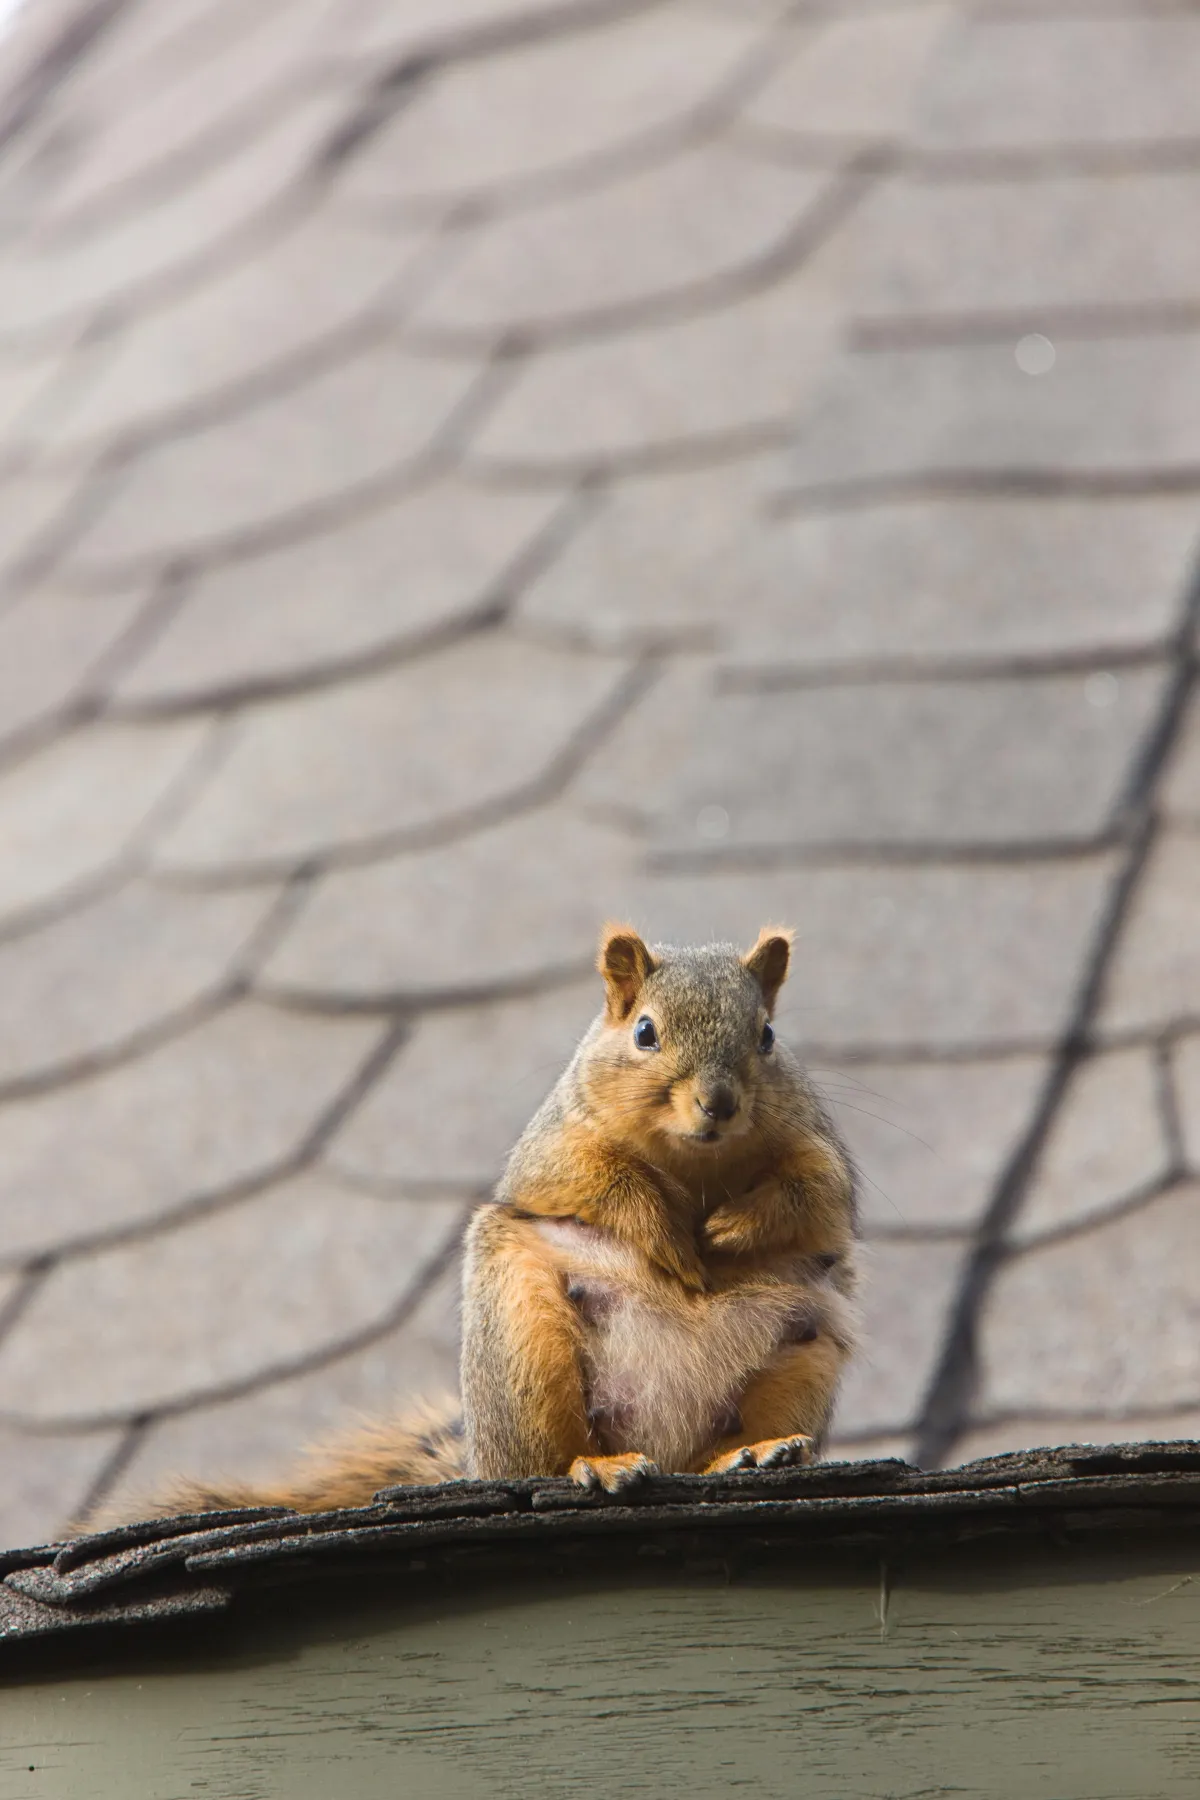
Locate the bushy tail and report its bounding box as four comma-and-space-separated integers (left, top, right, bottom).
126, 1397, 465, 1522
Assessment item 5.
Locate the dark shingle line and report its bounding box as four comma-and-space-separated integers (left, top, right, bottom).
852, 301, 1200, 353
258, 956, 599, 1022
646, 834, 1132, 876
0, 0, 134, 158
790, 1022, 1200, 1070
0, 1265, 48, 1357
314, 0, 677, 175
0, 1016, 412, 1272
142, 649, 660, 890
912, 547, 1200, 1468
1153, 1036, 1190, 1174
313, 0, 791, 214
60, 351, 520, 593
771, 467, 1200, 518
0, 170, 317, 362
906, 140, 1200, 182
0, 570, 187, 779
34, 219, 476, 482
0, 873, 304, 1109
104, 482, 600, 721
0, 463, 129, 609
469, 418, 803, 490
972, 0, 1200, 24
33, 66, 325, 246
722, 643, 1174, 691
399, 158, 879, 358
1002, 1168, 1192, 1256
0, 713, 235, 951
0, 1209, 472, 1435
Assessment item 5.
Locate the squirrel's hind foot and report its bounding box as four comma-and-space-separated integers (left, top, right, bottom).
569, 1452, 659, 1494
704, 1434, 814, 1475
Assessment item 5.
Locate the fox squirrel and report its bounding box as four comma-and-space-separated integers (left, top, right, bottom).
146, 924, 858, 1515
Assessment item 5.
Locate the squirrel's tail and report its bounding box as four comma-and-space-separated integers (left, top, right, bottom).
126, 1397, 465, 1521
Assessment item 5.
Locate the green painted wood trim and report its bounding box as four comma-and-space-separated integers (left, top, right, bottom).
4, 1534, 1200, 1799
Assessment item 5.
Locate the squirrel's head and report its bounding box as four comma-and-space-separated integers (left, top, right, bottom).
581, 922, 794, 1154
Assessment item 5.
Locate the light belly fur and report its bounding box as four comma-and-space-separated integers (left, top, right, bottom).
534, 1218, 830, 1472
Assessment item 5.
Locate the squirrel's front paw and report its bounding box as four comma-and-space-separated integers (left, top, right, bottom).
702, 1186, 776, 1254
569, 1452, 658, 1494
704, 1434, 814, 1475
701, 1207, 750, 1253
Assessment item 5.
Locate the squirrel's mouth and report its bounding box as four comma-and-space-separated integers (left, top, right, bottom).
677, 1124, 735, 1148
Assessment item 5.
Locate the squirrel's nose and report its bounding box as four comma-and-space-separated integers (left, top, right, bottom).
696, 1083, 739, 1123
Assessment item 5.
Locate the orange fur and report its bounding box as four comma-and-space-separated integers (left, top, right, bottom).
739, 1337, 845, 1437
599, 922, 659, 1021
704, 1435, 814, 1474
698, 1339, 842, 1473
569, 1451, 658, 1493
136, 925, 859, 1521
513, 1123, 707, 1290
468, 924, 859, 1483
115, 1398, 464, 1521
741, 926, 794, 1009
460, 1207, 591, 1479
702, 1137, 855, 1259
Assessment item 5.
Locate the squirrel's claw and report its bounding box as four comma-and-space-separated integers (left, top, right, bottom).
753, 1433, 815, 1468
569, 1452, 659, 1494
704, 1434, 814, 1475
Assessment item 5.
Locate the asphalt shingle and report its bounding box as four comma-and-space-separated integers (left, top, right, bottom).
0, 0, 1197, 1542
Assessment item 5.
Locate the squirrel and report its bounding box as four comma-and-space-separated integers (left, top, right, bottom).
142, 924, 858, 1516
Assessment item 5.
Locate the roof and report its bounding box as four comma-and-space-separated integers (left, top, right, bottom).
5, 1441, 1200, 1661
3, 0, 1200, 1546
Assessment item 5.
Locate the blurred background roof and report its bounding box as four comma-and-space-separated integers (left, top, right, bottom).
0, 0, 1198, 1546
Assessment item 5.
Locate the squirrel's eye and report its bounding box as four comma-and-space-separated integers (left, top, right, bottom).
633, 1015, 659, 1051
760, 1020, 775, 1054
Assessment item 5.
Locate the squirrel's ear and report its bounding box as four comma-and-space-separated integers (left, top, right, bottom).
742, 926, 793, 1012
598, 923, 656, 1022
